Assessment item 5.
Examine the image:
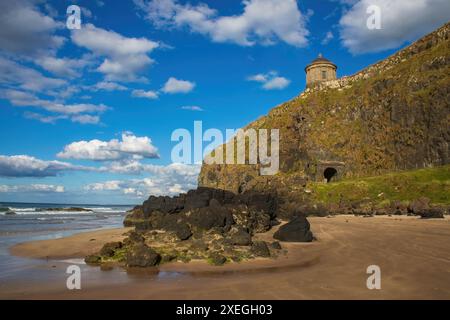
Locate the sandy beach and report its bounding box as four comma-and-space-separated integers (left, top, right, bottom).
2, 215, 450, 300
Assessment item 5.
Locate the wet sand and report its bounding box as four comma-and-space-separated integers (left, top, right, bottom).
4, 215, 450, 299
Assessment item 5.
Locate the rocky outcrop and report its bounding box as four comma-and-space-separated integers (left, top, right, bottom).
273, 216, 314, 242
87, 187, 283, 268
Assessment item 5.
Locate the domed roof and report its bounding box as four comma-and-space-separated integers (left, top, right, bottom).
305, 54, 337, 71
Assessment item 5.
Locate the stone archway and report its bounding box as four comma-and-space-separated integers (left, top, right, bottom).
324, 167, 338, 183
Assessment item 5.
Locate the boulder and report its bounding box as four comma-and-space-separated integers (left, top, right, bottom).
273, 216, 313, 242
126, 243, 161, 267
250, 241, 270, 257
229, 228, 252, 246
409, 197, 430, 215
123, 230, 145, 246
419, 208, 444, 219
99, 241, 123, 257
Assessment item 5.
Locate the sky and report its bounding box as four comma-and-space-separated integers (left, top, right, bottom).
0, 0, 449, 205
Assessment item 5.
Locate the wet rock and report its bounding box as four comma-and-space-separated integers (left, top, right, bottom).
273, 216, 313, 242
5, 210, 16, 215
123, 230, 145, 246
250, 241, 270, 257
126, 243, 161, 267
99, 241, 123, 257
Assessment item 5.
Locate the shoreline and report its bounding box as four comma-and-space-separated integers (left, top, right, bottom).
5, 215, 450, 299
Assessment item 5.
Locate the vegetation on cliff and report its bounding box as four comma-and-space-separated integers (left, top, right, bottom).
199, 22, 450, 214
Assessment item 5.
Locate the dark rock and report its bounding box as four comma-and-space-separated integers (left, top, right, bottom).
229, 228, 252, 246
123, 231, 145, 246
5, 210, 16, 215
174, 223, 192, 240
85, 255, 101, 264
188, 206, 234, 231
143, 195, 185, 216
126, 243, 161, 267
99, 241, 123, 257
270, 241, 282, 250
409, 197, 430, 215
208, 252, 227, 265
273, 216, 313, 242
419, 208, 444, 219
250, 241, 271, 257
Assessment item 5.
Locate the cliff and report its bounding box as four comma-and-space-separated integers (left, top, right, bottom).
199, 22, 450, 214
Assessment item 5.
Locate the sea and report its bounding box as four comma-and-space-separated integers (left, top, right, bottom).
0, 202, 134, 283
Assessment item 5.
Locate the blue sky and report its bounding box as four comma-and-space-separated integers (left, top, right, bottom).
0, 0, 449, 204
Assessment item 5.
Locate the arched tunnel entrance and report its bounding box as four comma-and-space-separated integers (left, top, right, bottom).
324, 167, 337, 183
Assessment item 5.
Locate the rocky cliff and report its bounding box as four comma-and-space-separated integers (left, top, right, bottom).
199, 22, 450, 210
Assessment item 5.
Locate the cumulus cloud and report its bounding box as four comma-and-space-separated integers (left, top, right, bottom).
339, 0, 450, 54
57, 133, 160, 161
134, 0, 309, 47
85, 163, 200, 197
71, 24, 159, 81
132, 89, 159, 99
0, 155, 93, 178
247, 71, 290, 90
162, 77, 195, 94
0, 184, 65, 193
0, 0, 64, 57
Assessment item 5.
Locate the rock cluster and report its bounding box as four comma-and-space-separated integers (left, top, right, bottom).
86, 187, 288, 268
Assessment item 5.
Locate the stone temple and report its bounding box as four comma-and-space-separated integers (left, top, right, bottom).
305, 54, 337, 88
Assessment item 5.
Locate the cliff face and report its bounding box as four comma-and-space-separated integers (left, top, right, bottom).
199, 22, 450, 198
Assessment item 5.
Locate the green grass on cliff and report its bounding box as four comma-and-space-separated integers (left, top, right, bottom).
310, 165, 450, 205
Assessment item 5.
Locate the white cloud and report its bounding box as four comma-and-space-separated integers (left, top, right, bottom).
0, 0, 64, 57
90, 81, 128, 91
85, 163, 200, 197
339, 0, 450, 54
0, 155, 93, 177
132, 89, 159, 99
24, 112, 68, 124
57, 133, 159, 161
0, 184, 65, 193
71, 114, 101, 125
0, 57, 67, 93
321, 31, 334, 45
247, 71, 290, 90
162, 77, 195, 94
71, 24, 159, 81
134, 0, 309, 47
181, 105, 203, 111
34, 56, 90, 78
1, 89, 108, 115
